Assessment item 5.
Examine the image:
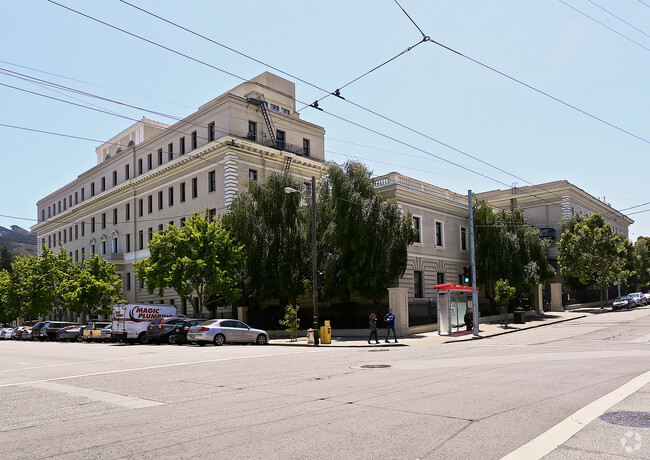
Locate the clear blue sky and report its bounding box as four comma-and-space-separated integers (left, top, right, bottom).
2, 0, 649, 240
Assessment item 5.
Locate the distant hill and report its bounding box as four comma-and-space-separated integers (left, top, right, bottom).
0, 225, 37, 256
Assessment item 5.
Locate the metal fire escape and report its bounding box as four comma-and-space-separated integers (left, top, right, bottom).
245, 90, 291, 173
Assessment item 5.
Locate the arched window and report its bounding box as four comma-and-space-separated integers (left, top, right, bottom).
128, 140, 135, 147
116, 148, 122, 154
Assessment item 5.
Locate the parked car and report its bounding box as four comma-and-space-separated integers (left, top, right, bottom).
628, 292, 646, 307
13, 326, 31, 340
20, 326, 33, 341
100, 324, 114, 342
145, 317, 189, 344
56, 325, 84, 342
187, 319, 269, 346
33, 321, 79, 341
0, 327, 16, 339
81, 321, 112, 342
644, 292, 650, 303
168, 319, 204, 344
612, 295, 635, 310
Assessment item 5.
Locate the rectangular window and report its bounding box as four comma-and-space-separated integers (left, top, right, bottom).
192, 177, 198, 198
270, 103, 279, 111
138, 230, 144, 250
126, 203, 130, 221
81, 221, 85, 237
81, 188, 85, 201
191, 131, 197, 150
158, 148, 163, 166
91, 217, 96, 233
169, 220, 174, 227
68, 227, 72, 242
138, 199, 143, 217
180, 217, 186, 227
58, 201, 61, 213
302, 138, 310, 156
74, 225, 78, 240
101, 240, 106, 255
414, 271, 423, 298
147, 153, 152, 171
101, 213, 106, 229
75, 250, 79, 263
90, 243, 95, 255
437, 272, 445, 285
460, 226, 467, 251
249, 169, 258, 181
247, 121, 257, 141
138, 158, 143, 175
168, 142, 174, 161
180, 182, 186, 202
147, 195, 153, 214
208, 122, 215, 142
41, 209, 45, 221
63, 200, 67, 211
91, 183, 95, 196
112, 170, 117, 187
158, 224, 163, 233
74, 192, 78, 204
68, 195, 72, 207
101, 177, 106, 192
281, 108, 290, 115
179, 137, 185, 155
435, 221, 444, 247
208, 208, 216, 222
276, 130, 285, 150
125, 164, 130, 180
63, 230, 67, 244
112, 237, 118, 254
126, 234, 131, 253
158, 191, 163, 210
168, 187, 174, 207
113, 208, 118, 225
413, 217, 421, 243
148, 227, 153, 242
126, 272, 131, 291
208, 171, 216, 192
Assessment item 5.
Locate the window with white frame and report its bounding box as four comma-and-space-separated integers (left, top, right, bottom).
435, 220, 444, 247
413, 216, 422, 243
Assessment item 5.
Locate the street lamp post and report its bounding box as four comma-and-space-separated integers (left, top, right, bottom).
285, 176, 319, 346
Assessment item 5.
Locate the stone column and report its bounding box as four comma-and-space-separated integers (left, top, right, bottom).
388, 287, 409, 336
550, 282, 563, 312
533, 283, 543, 314
237, 306, 249, 323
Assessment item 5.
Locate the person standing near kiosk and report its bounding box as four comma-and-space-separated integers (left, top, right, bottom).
384, 309, 397, 343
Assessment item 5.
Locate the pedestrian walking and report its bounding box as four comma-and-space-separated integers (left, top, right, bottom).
368, 313, 379, 344
464, 308, 473, 331
384, 309, 397, 343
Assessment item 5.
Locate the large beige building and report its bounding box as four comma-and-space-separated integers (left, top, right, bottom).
32, 72, 325, 315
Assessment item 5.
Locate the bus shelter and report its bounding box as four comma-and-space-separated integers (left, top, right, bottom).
434, 283, 476, 335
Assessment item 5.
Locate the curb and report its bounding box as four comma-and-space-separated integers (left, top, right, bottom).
268, 341, 408, 348
442, 315, 587, 343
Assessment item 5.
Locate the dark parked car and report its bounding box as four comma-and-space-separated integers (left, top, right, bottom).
168, 319, 204, 344
33, 321, 79, 341
145, 317, 188, 344
612, 296, 635, 310
56, 325, 84, 342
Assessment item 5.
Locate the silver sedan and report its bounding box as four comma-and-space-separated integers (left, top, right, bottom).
187, 319, 269, 346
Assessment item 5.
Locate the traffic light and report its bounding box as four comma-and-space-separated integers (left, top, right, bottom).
317, 271, 325, 289
463, 265, 471, 285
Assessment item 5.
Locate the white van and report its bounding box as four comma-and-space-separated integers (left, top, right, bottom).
112, 304, 179, 344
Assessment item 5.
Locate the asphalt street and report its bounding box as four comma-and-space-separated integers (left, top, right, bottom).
1, 307, 649, 459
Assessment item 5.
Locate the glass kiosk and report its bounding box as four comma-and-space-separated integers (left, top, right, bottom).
435, 283, 474, 335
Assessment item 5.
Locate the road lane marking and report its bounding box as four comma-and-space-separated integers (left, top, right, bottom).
28, 381, 164, 409
0, 349, 324, 389
501, 370, 650, 460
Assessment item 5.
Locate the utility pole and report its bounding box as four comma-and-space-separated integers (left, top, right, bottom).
468, 190, 479, 338
311, 176, 319, 346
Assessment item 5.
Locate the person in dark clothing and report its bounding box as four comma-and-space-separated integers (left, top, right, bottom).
384, 309, 397, 343
464, 309, 473, 331
368, 313, 379, 344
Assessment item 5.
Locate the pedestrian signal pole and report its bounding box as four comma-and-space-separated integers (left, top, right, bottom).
468, 190, 479, 338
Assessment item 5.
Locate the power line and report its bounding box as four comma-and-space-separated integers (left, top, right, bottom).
558, 0, 650, 53
587, 0, 650, 39
394, 0, 428, 38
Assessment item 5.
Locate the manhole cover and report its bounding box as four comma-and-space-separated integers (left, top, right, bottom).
601, 411, 650, 428
360, 364, 391, 369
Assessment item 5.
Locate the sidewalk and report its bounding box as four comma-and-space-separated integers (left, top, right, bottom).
268, 310, 588, 347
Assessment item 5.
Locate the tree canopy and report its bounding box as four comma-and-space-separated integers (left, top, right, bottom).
557, 213, 632, 307
473, 200, 554, 309
134, 210, 244, 317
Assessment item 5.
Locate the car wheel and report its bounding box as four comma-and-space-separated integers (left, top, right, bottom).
168, 334, 176, 345
139, 333, 150, 344
213, 334, 225, 346
75, 334, 83, 342
256, 334, 268, 345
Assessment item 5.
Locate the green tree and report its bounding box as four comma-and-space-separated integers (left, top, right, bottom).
134, 210, 244, 317
494, 278, 516, 325
557, 214, 632, 308
60, 254, 124, 319
7, 252, 57, 319
317, 161, 417, 302
223, 174, 309, 308
473, 200, 554, 311
0, 270, 11, 322
632, 236, 650, 289
279, 305, 300, 342
0, 246, 13, 272
39, 247, 75, 320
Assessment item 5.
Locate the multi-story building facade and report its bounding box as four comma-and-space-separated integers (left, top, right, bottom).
32, 72, 326, 316
477, 180, 633, 310
374, 173, 470, 329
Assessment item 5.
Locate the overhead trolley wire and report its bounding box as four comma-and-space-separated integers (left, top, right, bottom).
586, 0, 650, 39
